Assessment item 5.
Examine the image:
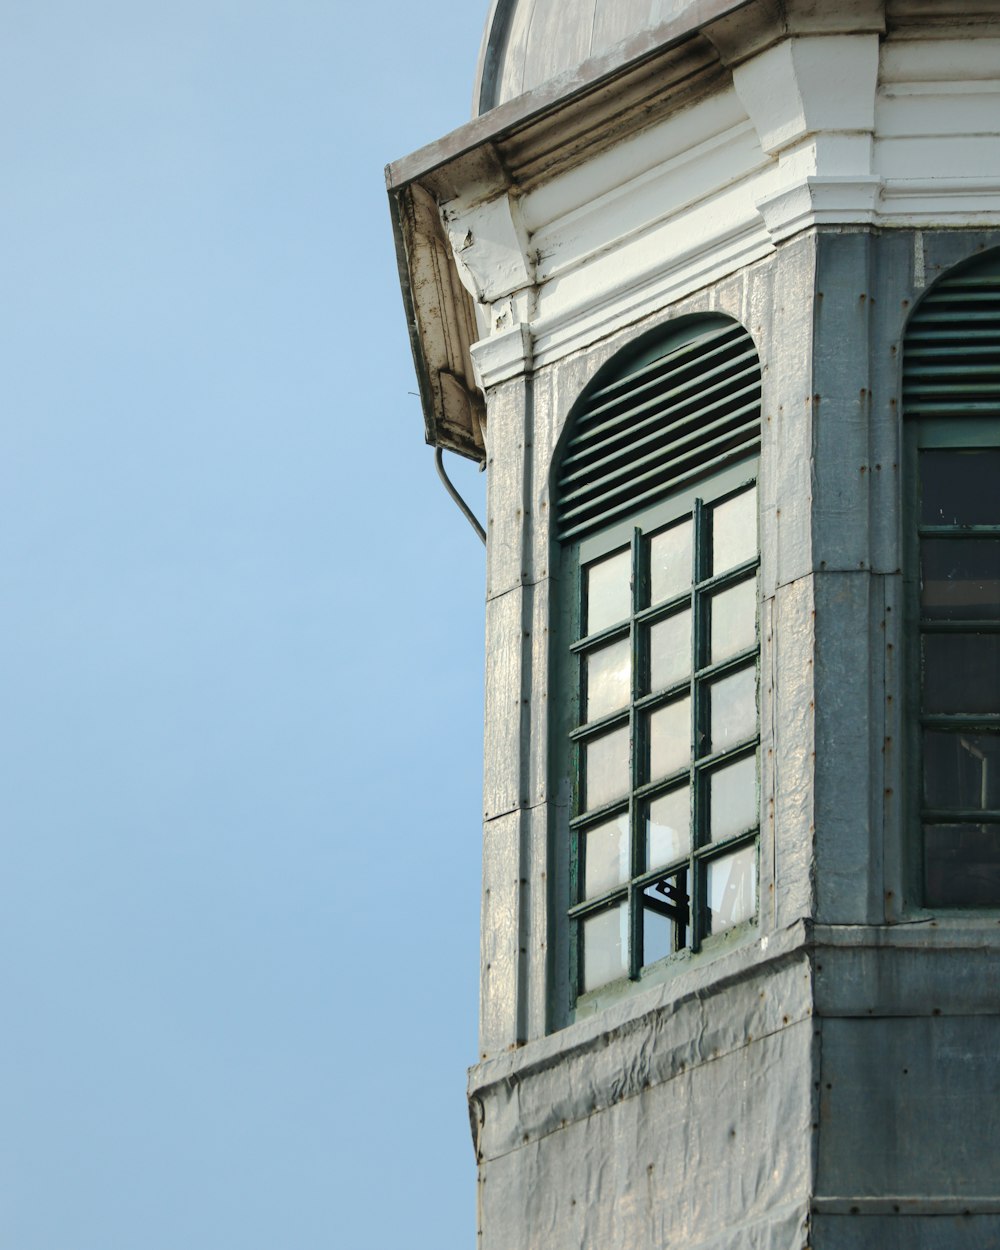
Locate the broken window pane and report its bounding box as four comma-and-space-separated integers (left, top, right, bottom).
642, 874, 687, 967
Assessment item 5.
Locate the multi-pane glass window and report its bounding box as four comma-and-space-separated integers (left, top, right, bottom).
568, 470, 759, 995
904, 249, 1000, 909
915, 442, 1000, 906
554, 315, 763, 1003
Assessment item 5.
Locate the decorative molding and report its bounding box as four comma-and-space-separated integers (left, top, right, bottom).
531, 217, 774, 370
755, 175, 884, 242
471, 322, 534, 390
732, 35, 880, 157
390, 7, 1000, 454
441, 191, 535, 304
528, 110, 761, 283
393, 182, 485, 459
879, 178, 1000, 219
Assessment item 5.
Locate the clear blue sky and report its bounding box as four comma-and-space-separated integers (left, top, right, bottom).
0, 4, 488, 1246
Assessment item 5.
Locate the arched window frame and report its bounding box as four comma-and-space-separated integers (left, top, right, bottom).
902, 249, 1000, 910
550, 315, 763, 1016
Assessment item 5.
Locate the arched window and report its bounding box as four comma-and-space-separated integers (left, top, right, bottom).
903, 250, 1000, 908
553, 316, 762, 1005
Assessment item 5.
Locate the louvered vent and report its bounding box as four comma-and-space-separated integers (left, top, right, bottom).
903, 252, 1000, 419
556, 320, 762, 541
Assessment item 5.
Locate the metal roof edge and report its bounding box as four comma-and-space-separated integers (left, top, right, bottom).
386, 0, 760, 193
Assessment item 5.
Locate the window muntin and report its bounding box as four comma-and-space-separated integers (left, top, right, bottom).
903, 249, 1000, 909
568, 470, 759, 997
916, 440, 1000, 908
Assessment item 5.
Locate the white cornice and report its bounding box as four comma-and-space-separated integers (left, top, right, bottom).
755, 176, 884, 243
441, 192, 535, 305
530, 218, 774, 371
471, 323, 534, 390
388, 2, 1000, 454
731, 36, 880, 157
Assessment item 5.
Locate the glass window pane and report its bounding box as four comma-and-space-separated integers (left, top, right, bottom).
647, 697, 690, 781
648, 610, 691, 692
923, 731, 1000, 812
585, 638, 631, 723
924, 824, 1000, 908
585, 549, 631, 635
649, 519, 692, 606
642, 874, 688, 966
710, 666, 757, 753
581, 901, 629, 992
922, 634, 1000, 714
642, 904, 673, 969
645, 786, 690, 870
920, 449, 1000, 526
712, 487, 757, 575
583, 725, 630, 811
921, 538, 1000, 621
710, 578, 757, 664
707, 844, 757, 934
581, 813, 630, 899
710, 754, 757, 841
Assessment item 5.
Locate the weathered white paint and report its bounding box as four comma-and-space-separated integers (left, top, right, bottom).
388, 2, 1000, 1245
433, 21, 1000, 382
732, 35, 880, 155
442, 191, 534, 305
469, 321, 532, 392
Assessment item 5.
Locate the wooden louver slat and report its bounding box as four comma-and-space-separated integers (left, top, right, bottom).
903, 254, 1000, 420
556, 320, 762, 541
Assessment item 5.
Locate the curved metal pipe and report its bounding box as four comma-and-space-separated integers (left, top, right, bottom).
435, 447, 487, 547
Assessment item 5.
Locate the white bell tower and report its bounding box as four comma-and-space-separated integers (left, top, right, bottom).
388, 2, 1000, 1245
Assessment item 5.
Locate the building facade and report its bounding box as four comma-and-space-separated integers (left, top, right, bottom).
387, 2, 1000, 1246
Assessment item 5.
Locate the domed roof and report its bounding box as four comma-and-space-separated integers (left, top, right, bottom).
474, 0, 693, 114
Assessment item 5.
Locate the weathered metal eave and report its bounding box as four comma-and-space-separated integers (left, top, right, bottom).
387, 186, 438, 452
386, 173, 487, 462
387, 0, 768, 192
387, 0, 893, 455
386, 0, 771, 456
